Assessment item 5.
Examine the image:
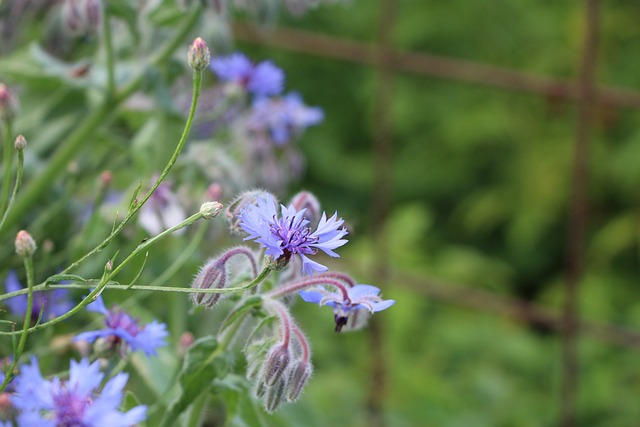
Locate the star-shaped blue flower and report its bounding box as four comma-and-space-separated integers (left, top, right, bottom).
299, 284, 395, 332
74, 295, 168, 356
12, 357, 146, 427
240, 196, 348, 275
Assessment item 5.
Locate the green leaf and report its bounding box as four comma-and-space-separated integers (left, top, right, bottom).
160, 336, 233, 427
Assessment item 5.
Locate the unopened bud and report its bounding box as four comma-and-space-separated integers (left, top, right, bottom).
290, 191, 321, 225
264, 377, 287, 413
0, 392, 14, 419
254, 380, 267, 399
200, 201, 223, 220
14, 134, 27, 151
286, 361, 312, 402
0, 83, 19, 121
106, 259, 113, 271
263, 344, 290, 386
206, 183, 222, 201
100, 170, 112, 187
15, 230, 36, 257
42, 239, 55, 253
190, 257, 226, 308
226, 190, 277, 234
188, 37, 210, 71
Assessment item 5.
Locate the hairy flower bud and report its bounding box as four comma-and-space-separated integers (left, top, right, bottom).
290, 191, 321, 226
286, 360, 312, 402
264, 377, 287, 413
14, 134, 27, 151
200, 201, 223, 219
190, 257, 226, 308
15, 230, 36, 257
0, 83, 19, 121
262, 344, 290, 387
188, 37, 211, 71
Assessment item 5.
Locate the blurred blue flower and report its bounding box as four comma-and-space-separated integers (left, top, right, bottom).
248, 93, 324, 145
299, 284, 395, 332
240, 196, 348, 275
3, 271, 72, 321
74, 295, 168, 356
12, 357, 146, 427
210, 52, 284, 96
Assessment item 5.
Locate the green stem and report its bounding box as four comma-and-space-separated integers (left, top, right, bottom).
0, 256, 34, 392
0, 268, 272, 336
102, 5, 116, 96
60, 69, 203, 276
0, 148, 23, 233
0, 5, 202, 236
0, 120, 13, 215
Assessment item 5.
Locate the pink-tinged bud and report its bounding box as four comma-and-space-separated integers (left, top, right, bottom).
190, 257, 226, 308
286, 361, 312, 402
42, 239, 55, 253
206, 183, 222, 201
262, 344, 290, 387
0, 392, 14, 420
0, 83, 19, 121
106, 259, 113, 271
100, 170, 112, 187
290, 191, 321, 225
178, 331, 195, 356
264, 376, 287, 413
188, 37, 210, 71
15, 230, 36, 257
200, 201, 223, 220
14, 134, 27, 151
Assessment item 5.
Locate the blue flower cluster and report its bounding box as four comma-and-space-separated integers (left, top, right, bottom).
210, 52, 323, 145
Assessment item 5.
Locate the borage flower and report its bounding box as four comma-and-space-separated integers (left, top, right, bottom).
299, 284, 395, 332
240, 196, 348, 275
74, 295, 168, 356
248, 93, 324, 145
210, 53, 284, 97
4, 271, 72, 321
12, 357, 146, 427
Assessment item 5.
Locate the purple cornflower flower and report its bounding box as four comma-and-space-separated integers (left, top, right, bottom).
139, 181, 186, 236
239, 196, 348, 275
248, 93, 324, 145
12, 357, 146, 427
210, 53, 284, 97
299, 284, 395, 332
74, 295, 168, 356
3, 271, 72, 321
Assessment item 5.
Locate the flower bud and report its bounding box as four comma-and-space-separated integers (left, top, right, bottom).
206, 183, 222, 201
15, 230, 36, 257
100, 170, 112, 187
0, 83, 19, 122
14, 134, 27, 151
190, 257, 226, 308
264, 377, 287, 413
286, 360, 312, 402
188, 37, 211, 71
290, 191, 321, 226
225, 190, 277, 234
200, 201, 223, 220
262, 344, 290, 387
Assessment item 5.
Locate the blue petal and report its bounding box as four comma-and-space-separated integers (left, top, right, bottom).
348, 284, 381, 299
371, 299, 395, 312
298, 290, 325, 304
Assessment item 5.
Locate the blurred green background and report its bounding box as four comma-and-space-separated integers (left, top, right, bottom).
2, 0, 640, 426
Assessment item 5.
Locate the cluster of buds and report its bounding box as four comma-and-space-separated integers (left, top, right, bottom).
244, 299, 313, 412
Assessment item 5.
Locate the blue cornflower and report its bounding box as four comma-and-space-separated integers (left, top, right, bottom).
210, 52, 284, 96
299, 284, 395, 332
248, 92, 324, 145
240, 196, 348, 275
3, 271, 72, 321
74, 295, 168, 356
12, 357, 146, 427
